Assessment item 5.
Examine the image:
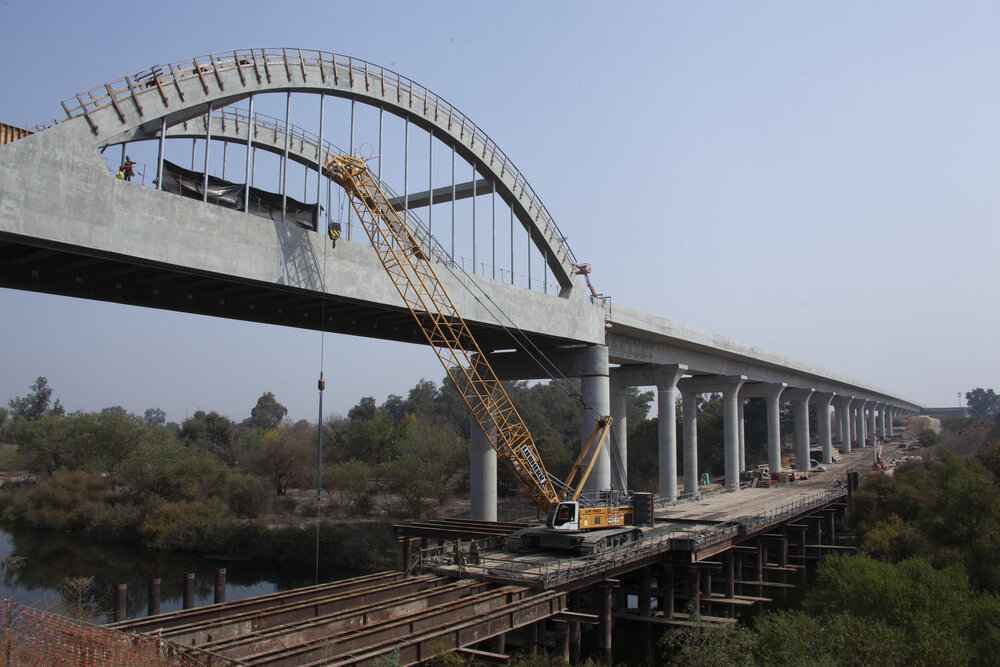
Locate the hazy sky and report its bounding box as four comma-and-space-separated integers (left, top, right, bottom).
2, 1, 997, 423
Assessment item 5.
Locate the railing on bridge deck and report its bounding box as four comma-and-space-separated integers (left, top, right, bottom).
419, 487, 846, 589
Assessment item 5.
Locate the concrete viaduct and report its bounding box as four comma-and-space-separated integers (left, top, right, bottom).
0, 48, 921, 521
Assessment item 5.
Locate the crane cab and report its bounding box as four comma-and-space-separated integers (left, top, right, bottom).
546, 501, 580, 532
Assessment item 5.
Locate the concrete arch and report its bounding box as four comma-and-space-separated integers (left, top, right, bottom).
53, 48, 579, 293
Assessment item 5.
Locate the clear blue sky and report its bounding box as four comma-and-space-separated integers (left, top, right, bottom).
2, 1, 997, 422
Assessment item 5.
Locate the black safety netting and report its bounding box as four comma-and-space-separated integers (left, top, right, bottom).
157, 160, 320, 229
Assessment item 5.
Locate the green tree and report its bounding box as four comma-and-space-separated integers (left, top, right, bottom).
348, 396, 378, 422
379, 394, 406, 426
248, 392, 288, 430
8, 376, 63, 421
0, 407, 10, 442
10, 413, 87, 475
324, 459, 373, 513
625, 386, 655, 425
89, 410, 147, 474
180, 410, 239, 465
966, 387, 1000, 418
626, 417, 660, 493
246, 421, 313, 496
143, 407, 167, 427
339, 411, 396, 467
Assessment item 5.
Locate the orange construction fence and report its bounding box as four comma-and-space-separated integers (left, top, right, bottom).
0, 600, 232, 666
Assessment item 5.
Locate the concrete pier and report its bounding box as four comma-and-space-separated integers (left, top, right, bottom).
814, 392, 834, 464
784, 388, 814, 471
469, 419, 497, 521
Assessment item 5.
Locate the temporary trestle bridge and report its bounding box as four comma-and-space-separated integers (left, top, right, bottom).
103, 486, 851, 665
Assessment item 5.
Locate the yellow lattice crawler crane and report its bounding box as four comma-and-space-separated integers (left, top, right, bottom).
325, 155, 652, 553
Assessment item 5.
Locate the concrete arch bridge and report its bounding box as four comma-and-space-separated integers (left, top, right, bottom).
0, 48, 921, 520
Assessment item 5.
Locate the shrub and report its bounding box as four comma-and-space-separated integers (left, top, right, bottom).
919, 428, 942, 447
13, 471, 109, 530
139, 498, 231, 551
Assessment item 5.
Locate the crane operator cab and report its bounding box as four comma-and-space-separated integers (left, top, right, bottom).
546, 501, 581, 532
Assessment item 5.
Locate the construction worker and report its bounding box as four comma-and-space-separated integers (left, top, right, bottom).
122, 156, 137, 182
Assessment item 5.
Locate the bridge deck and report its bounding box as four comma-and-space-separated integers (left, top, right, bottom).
415, 446, 884, 591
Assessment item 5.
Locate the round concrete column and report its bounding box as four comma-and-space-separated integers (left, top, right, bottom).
814, 393, 834, 464
833, 396, 853, 454
784, 388, 814, 471
741, 383, 785, 475
796, 400, 811, 470
609, 380, 628, 491
856, 402, 867, 449
867, 404, 878, 439
581, 374, 612, 492
738, 399, 746, 473
849, 405, 858, 446
469, 417, 497, 521
656, 367, 685, 502
681, 392, 699, 495
766, 394, 783, 473
721, 378, 746, 490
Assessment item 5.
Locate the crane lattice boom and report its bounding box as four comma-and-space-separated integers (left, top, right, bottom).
325, 154, 567, 511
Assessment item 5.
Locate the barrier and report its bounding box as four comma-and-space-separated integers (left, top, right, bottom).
0, 600, 231, 667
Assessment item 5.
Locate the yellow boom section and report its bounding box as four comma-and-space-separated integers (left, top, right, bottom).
325, 154, 563, 511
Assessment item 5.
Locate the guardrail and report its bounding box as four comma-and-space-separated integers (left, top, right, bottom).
42, 47, 579, 273
420, 521, 740, 590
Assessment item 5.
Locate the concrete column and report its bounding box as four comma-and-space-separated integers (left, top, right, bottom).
867, 403, 878, 440
740, 383, 786, 473
612, 364, 687, 500
581, 370, 612, 492
856, 401, 868, 448
470, 417, 497, 521
609, 377, 628, 491
681, 390, 699, 495
679, 375, 745, 490
832, 396, 854, 454
886, 406, 894, 438
738, 399, 746, 473
814, 392, 835, 464
850, 405, 858, 446
721, 378, 746, 490
656, 366, 686, 501
873, 403, 884, 439
784, 388, 814, 471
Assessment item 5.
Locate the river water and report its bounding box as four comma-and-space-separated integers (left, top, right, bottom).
0, 525, 341, 623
